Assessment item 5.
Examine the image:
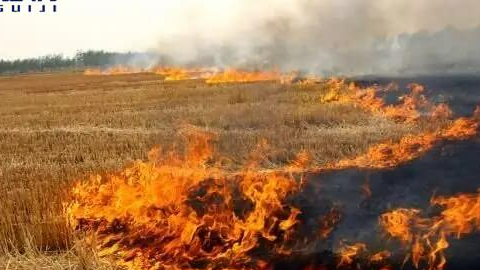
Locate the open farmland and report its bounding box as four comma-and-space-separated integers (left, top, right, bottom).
0, 72, 424, 178
0, 72, 449, 269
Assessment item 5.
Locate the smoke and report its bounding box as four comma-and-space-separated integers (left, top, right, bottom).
150, 0, 480, 76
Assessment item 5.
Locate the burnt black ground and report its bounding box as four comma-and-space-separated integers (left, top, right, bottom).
290, 76, 480, 269
357, 75, 480, 116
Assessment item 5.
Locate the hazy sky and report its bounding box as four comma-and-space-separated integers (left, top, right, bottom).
1, 0, 479, 61
0, 0, 174, 59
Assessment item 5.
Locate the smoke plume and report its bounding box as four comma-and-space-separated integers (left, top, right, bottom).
151, 0, 480, 76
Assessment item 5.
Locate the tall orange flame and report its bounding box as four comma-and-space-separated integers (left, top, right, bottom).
68, 131, 310, 270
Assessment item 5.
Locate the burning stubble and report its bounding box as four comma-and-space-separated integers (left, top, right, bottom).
1, 70, 480, 269
66, 76, 480, 270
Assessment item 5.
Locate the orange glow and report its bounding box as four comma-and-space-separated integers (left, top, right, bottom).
431, 188, 480, 238
380, 208, 421, 244
205, 69, 284, 84
153, 66, 217, 81
318, 208, 342, 239
336, 242, 366, 267
370, 250, 392, 263
84, 65, 296, 84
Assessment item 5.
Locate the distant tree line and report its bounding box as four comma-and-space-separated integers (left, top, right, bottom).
0, 50, 146, 74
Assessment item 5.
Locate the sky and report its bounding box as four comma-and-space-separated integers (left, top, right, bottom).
0, 0, 311, 60
1, 0, 479, 73
0, 0, 175, 59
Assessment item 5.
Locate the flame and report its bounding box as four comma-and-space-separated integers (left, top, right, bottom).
314, 79, 477, 171
380, 208, 422, 244
317, 79, 454, 123
379, 188, 480, 270
153, 67, 217, 81
369, 250, 392, 263
336, 242, 366, 267
331, 114, 478, 170
318, 208, 342, 239
84, 65, 295, 84
204, 69, 285, 84
431, 188, 480, 238
68, 131, 309, 270
67, 75, 480, 270
83, 65, 211, 79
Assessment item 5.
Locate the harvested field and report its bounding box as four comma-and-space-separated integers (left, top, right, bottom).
0, 72, 447, 269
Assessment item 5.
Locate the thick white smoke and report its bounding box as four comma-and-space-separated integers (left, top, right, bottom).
151, 0, 480, 75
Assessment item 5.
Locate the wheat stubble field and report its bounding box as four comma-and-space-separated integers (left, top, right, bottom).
0, 72, 433, 269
